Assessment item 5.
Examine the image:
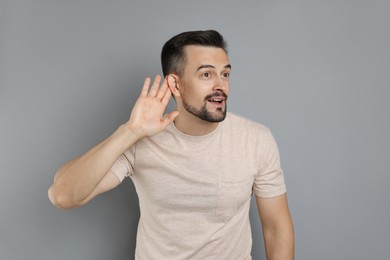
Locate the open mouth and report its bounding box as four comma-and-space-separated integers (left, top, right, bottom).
205, 91, 228, 107
207, 97, 225, 105
208, 97, 224, 103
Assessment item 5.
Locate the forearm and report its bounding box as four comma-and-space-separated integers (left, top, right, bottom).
263, 224, 294, 260
49, 125, 140, 207
49, 76, 177, 208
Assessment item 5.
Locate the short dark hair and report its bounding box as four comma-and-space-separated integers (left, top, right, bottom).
161, 30, 228, 77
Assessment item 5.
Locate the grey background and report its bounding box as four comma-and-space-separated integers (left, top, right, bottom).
1, 0, 389, 259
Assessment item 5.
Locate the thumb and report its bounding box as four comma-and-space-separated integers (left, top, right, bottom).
161, 111, 179, 128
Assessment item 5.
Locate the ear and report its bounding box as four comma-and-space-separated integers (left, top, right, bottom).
167, 74, 181, 97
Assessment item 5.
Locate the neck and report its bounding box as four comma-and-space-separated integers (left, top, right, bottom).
173, 112, 219, 136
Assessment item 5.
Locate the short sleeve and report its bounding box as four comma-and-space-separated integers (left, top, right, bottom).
253, 129, 286, 198
110, 146, 135, 183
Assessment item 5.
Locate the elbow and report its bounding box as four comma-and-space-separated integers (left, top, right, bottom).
48, 185, 78, 210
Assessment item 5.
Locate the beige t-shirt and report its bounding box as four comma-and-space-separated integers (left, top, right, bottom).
111, 113, 286, 260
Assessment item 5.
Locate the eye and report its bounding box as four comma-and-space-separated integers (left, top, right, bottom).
223, 72, 230, 78
203, 72, 210, 78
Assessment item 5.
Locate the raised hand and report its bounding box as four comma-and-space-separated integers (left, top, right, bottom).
126, 75, 179, 138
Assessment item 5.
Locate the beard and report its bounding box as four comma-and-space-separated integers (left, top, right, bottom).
182, 92, 227, 123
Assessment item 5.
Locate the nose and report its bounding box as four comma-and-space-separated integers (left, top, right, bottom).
212, 75, 228, 93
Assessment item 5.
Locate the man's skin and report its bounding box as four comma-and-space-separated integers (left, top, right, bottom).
48, 45, 294, 259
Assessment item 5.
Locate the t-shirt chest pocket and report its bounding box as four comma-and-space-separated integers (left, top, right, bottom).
215, 175, 254, 222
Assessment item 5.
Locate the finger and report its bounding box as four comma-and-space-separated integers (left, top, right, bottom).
156, 77, 168, 100
161, 111, 179, 128
148, 75, 162, 97
140, 77, 151, 97
161, 83, 172, 106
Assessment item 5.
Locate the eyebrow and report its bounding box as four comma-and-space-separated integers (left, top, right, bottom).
196, 64, 232, 71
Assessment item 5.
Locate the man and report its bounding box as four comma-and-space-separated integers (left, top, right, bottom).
48, 30, 294, 259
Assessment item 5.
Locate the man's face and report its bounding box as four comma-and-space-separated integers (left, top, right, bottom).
177, 45, 231, 123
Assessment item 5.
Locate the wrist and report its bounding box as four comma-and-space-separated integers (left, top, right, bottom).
122, 123, 146, 139
113, 124, 144, 151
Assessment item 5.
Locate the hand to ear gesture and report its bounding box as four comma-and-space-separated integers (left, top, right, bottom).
126, 75, 179, 138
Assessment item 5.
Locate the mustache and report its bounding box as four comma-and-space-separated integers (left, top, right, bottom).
204, 91, 228, 101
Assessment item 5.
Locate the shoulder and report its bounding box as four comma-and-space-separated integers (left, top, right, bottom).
222, 113, 280, 162
224, 112, 271, 136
